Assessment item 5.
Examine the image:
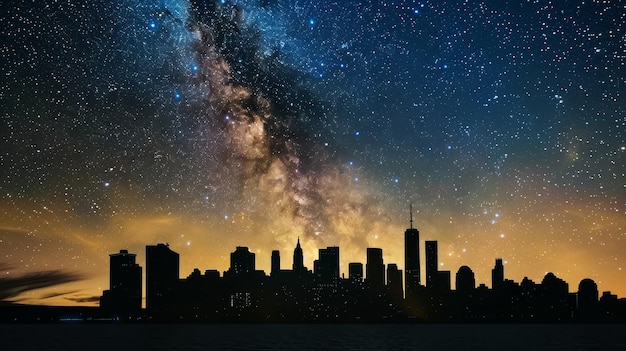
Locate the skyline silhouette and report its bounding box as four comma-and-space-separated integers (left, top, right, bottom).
2, 212, 625, 323
93, 214, 626, 323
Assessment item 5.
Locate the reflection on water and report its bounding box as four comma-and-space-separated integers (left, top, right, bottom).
2, 324, 625, 350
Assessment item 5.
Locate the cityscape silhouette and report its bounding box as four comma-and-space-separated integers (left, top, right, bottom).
2, 213, 625, 324
95, 215, 626, 323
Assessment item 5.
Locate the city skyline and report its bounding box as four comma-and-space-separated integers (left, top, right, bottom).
99, 223, 623, 306
93, 229, 625, 322
1, 206, 624, 307
102, 207, 626, 317
1, 0, 624, 307
3, 226, 625, 323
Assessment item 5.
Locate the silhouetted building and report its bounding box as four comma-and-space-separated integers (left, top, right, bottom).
577, 278, 598, 313
293, 237, 306, 273
387, 263, 403, 300
601, 291, 617, 303
437, 271, 451, 292
228, 246, 255, 275
349, 262, 363, 281
366, 248, 385, 289
542, 272, 569, 296
425, 240, 438, 288
314, 246, 339, 284
146, 243, 179, 311
537, 272, 573, 320
492, 258, 504, 291
405, 205, 420, 296
271, 250, 280, 277
101, 249, 142, 313
456, 265, 475, 293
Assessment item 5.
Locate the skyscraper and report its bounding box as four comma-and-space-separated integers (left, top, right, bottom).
366, 248, 385, 290
387, 263, 403, 300
437, 270, 451, 292
349, 262, 363, 281
314, 246, 339, 284
492, 258, 504, 291
101, 249, 142, 313
146, 243, 179, 311
271, 250, 280, 277
228, 246, 255, 275
456, 265, 476, 293
405, 205, 420, 296
293, 237, 305, 272
577, 278, 599, 312
110, 250, 141, 292
425, 240, 438, 288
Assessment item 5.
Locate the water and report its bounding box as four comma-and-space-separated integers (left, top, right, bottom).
2, 324, 624, 350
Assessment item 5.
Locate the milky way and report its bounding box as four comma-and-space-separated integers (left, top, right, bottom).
0, 0, 624, 305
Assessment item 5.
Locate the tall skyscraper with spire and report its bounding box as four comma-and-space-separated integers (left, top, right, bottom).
293, 237, 305, 272
405, 204, 420, 297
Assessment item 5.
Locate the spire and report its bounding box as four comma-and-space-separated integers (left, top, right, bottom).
409, 203, 413, 229
293, 236, 304, 272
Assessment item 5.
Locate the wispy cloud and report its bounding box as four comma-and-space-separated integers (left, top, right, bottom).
0, 266, 84, 302
40, 290, 80, 300
64, 295, 101, 304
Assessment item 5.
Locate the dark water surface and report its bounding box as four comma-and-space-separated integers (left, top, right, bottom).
1, 324, 624, 350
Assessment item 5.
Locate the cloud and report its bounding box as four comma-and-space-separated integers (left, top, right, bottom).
0, 267, 84, 302
40, 290, 80, 300
0, 262, 13, 271
0, 227, 30, 235
64, 295, 101, 304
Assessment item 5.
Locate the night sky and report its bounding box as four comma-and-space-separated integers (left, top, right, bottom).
1, 0, 624, 306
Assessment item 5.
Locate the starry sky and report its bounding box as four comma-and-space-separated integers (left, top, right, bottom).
1, 0, 624, 306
